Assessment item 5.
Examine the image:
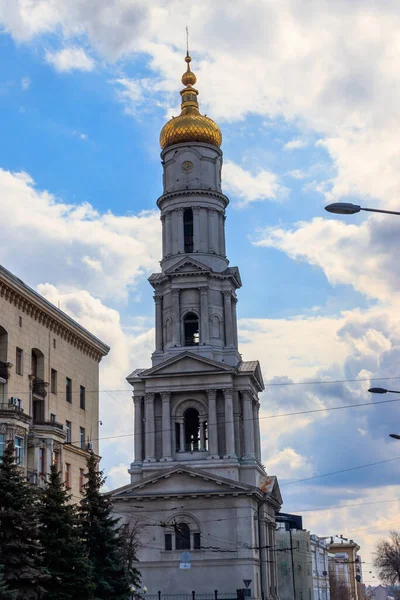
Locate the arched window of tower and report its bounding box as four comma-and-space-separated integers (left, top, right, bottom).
183, 208, 194, 253
175, 523, 191, 550
183, 312, 199, 346
184, 407, 200, 451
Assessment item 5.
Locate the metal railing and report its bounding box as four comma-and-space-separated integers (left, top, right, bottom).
32, 377, 48, 398
32, 420, 63, 431
0, 403, 24, 413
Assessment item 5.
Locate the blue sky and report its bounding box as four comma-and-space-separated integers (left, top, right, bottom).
2, 0, 400, 583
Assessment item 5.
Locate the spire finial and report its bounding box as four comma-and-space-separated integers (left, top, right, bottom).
186, 26, 189, 57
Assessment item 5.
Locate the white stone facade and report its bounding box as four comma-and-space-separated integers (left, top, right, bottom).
0, 265, 109, 499
310, 534, 330, 600
111, 124, 282, 595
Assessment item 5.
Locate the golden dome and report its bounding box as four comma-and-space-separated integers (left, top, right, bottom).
160, 54, 222, 150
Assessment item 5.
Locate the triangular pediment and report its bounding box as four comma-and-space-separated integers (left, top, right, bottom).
111, 466, 256, 499
138, 351, 233, 378
165, 257, 211, 276
258, 474, 283, 507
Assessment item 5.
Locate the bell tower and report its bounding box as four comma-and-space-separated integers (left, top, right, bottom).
150, 54, 241, 368
113, 52, 282, 600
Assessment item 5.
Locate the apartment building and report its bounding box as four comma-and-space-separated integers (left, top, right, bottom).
0, 265, 109, 500
310, 534, 331, 599
328, 536, 364, 600
276, 513, 313, 600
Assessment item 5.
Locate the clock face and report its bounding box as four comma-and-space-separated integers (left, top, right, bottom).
181, 160, 194, 173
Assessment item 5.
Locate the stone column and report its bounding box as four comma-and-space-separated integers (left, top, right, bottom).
172, 289, 181, 346
193, 207, 200, 252
199, 418, 206, 450
259, 518, 270, 600
208, 208, 218, 253
223, 388, 236, 459
206, 389, 219, 459
199, 208, 208, 252
179, 420, 185, 452
165, 211, 172, 256
171, 209, 178, 255
199, 287, 209, 345
133, 396, 143, 463
177, 207, 184, 254
160, 392, 172, 461
223, 291, 234, 347
222, 215, 227, 256
144, 392, 156, 462
242, 390, 255, 460
217, 212, 225, 256
154, 295, 163, 351
232, 296, 238, 348
253, 400, 262, 461
269, 524, 279, 598
161, 214, 166, 257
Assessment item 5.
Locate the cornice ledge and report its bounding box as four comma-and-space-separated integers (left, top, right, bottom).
157, 189, 229, 208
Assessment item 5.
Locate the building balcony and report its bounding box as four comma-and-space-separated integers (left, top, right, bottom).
32, 419, 64, 431
32, 377, 48, 399
0, 402, 24, 414
31, 419, 65, 441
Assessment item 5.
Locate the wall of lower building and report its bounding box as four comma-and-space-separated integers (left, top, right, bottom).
276, 529, 313, 600
0, 278, 103, 501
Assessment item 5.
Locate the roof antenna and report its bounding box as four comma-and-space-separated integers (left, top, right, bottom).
186, 25, 189, 57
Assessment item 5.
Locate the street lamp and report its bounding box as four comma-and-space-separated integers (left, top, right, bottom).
325, 203, 400, 216
368, 388, 400, 440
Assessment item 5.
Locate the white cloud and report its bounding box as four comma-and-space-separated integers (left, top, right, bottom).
0, 168, 161, 301
284, 138, 308, 151
223, 160, 288, 208
20, 76, 31, 91
45, 47, 95, 72
72, 130, 88, 141
266, 448, 314, 480
286, 169, 307, 179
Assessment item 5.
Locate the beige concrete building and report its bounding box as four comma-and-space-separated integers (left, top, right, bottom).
0, 264, 109, 500
111, 52, 282, 599
328, 536, 363, 600
275, 520, 313, 600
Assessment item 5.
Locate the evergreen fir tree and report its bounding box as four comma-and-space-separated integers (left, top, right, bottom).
0, 441, 48, 600
38, 464, 95, 600
80, 452, 133, 600
0, 565, 16, 600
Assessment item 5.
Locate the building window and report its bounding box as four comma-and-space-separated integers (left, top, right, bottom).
184, 408, 200, 451
80, 386, 85, 410
14, 436, 24, 465
16, 348, 23, 375
19, 316, 22, 327
51, 369, 57, 394
176, 523, 191, 550
64, 463, 71, 488
53, 338, 56, 349
50, 413, 56, 423
53, 450, 60, 470
79, 468, 85, 493
80, 427, 85, 450
0, 433, 5, 459
183, 312, 199, 346
183, 208, 194, 253
66, 377, 72, 403
39, 448, 45, 475
66, 420, 71, 443
165, 533, 172, 551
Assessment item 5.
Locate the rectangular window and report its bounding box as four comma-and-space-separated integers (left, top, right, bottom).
51, 369, 57, 394
19, 316, 22, 327
53, 450, 60, 470
79, 468, 85, 493
0, 433, 5, 458
165, 533, 172, 551
66, 377, 72, 403
64, 463, 71, 488
39, 448, 45, 475
53, 338, 56, 349
80, 385, 85, 410
193, 532, 201, 549
16, 348, 23, 375
66, 420, 71, 443
80, 427, 85, 450
15, 436, 24, 465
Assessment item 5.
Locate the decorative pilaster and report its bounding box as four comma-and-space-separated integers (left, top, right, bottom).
160, 392, 172, 461
223, 291, 234, 347
206, 389, 219, 459
208, 208, 218, 253
259, 519, 270, 599
154, 295, 163, 351
242, 390, 255, 460
133, 396, 143, 463
171, 209, 178, 255
199, 418, 206, 450
144, 392, 156, 462
199, 208, 208, 252
222, 387, 236, 459
232, 296, 238, 348
165, 211, 172, 256
199, 287, 209, 344
172, 289, 181, 346
161, 214, 166, 257
178, 420, 185, 452
253, 400, 262, 461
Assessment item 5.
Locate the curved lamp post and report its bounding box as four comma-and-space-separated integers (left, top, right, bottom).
368, 388, 400, 439
325, 203, 400, 216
